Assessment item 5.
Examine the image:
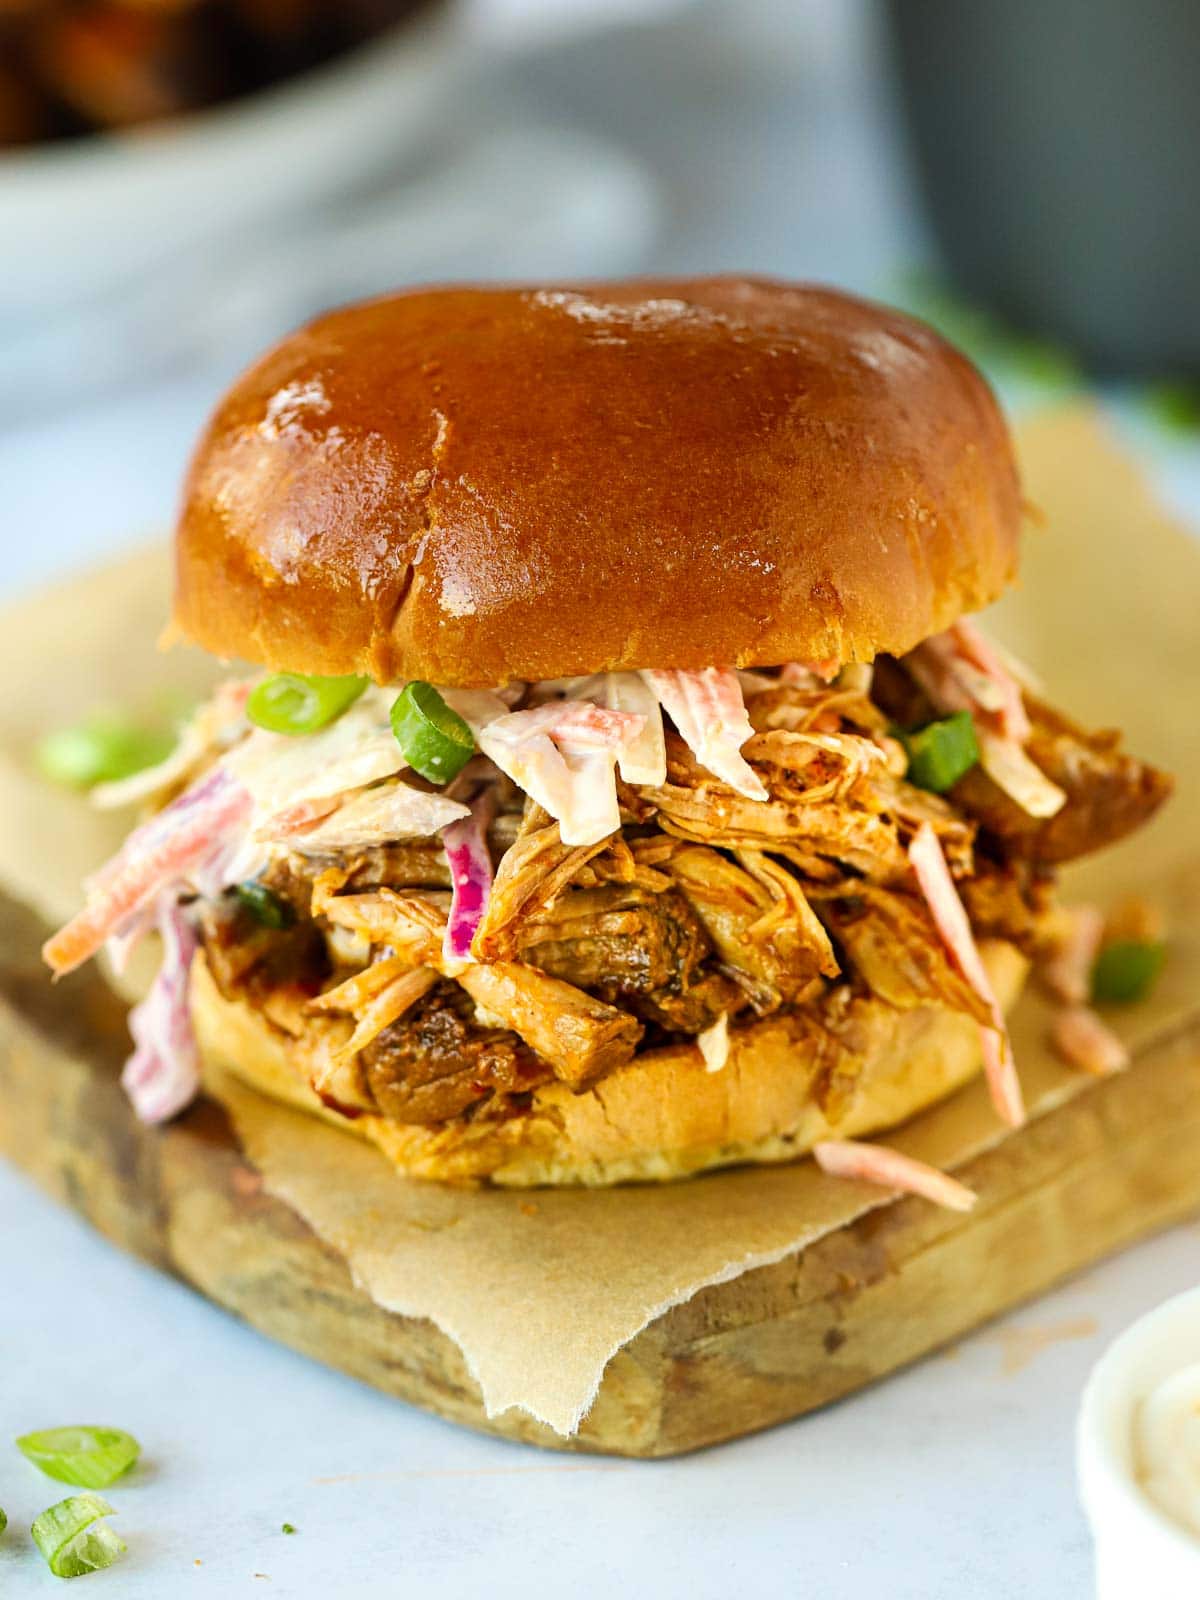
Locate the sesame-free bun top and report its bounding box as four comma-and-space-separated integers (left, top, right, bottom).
174, 277, 1022, 687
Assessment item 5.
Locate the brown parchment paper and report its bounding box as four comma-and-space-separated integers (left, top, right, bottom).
1, 407, 1198, 1437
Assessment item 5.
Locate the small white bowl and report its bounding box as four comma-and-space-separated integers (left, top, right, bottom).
1078, 1286, 1200, 1597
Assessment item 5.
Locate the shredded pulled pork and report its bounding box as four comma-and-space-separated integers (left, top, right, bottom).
46, 616, 1171, 1133
873, 657, 1172, 864
667, 843, 835, 1010
472, 804, 611, 962
810, 883, 992, 1023
361, 979, 553, 1124
517, 877, 740, 1033
312, 885, 642, 1084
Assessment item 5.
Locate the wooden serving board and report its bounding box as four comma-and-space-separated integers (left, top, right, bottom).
4, 884, 1200, 1458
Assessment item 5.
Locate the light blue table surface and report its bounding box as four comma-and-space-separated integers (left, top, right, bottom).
5, 1152, 1200, 1599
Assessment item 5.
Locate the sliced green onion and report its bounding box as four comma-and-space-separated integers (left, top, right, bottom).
897, 711, 980, 794
17, 1426, 140, 1489
899, 273, 1082, 395
36, 717, 174, 791
247, 673, 368, 736
0, 1504, 6, 1536
235, 882, 295, 930
31, 1494, 126, 1579
1147, 381, 1200, 438
390, 681, 475, 784
282, 1523, 297, 1535
1092, 939, 1166, 1005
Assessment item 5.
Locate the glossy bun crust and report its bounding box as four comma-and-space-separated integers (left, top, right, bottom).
174, 278, 1022, 686
192, 942, 1028, 1187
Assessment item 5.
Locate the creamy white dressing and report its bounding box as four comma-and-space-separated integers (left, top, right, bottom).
696, 1012, 730, 1073
83, 620, 1059, 883
641, 667, 768, 801
1135, 1364, 1200, 1540
100, 664, 813, 861
581, 672, 666, 787
452, 678, 657, 846
285, 782, 469, 852
91, 683, 249, 811
976, 727, 1067, 819
224, 687, 403, 829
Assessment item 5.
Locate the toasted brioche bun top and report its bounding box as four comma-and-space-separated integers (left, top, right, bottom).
174, 277, 1022, 687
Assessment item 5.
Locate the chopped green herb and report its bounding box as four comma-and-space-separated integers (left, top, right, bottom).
17, 1426, 140, 1489
31, 1494, 125, 1579
897, 712, 979, 794
1147, 382, 1200, 437
0, 1504, 6, 1536
235, 882, 294, 930
898, 273, 1082, 393
390, 681, 476, 784
1001, 336, 1081, 391
282, 1523, 297, 1535
36, 717, 174, 791
247, 673, 368, 736
1092, 939, 1166, 1005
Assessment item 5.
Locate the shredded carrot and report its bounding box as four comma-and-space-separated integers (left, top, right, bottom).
1042, 904, 1105, 1005
908, 822, 1024, 1127
1050, 1006, 1129, 1076
814, 1139, 977, 1212
257, 792, 344, 840
948, 619, 1031, 743
43, 769, 250, 976
642, 667, 768, 800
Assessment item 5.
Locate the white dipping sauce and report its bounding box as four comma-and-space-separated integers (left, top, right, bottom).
1079, 1288, 1200, 1598
1135, 1363, 1200, 1540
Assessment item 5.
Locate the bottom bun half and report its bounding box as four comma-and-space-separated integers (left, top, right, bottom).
191, 942, 1028, 1187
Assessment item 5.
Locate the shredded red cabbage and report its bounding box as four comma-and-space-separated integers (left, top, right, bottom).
441, 788, 497, 964
121, 898, 200, 1123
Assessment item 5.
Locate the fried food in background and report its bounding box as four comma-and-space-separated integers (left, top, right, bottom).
0, 0, 439, 146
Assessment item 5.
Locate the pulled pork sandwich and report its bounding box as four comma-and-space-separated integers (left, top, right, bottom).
43, 279, 1172, 1186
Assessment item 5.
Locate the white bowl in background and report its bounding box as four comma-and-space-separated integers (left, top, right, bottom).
1078, 1286, 1200, 1597
0, 6, 461, 320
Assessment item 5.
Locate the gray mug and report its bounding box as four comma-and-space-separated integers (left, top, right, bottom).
885, 0, 1200, 375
